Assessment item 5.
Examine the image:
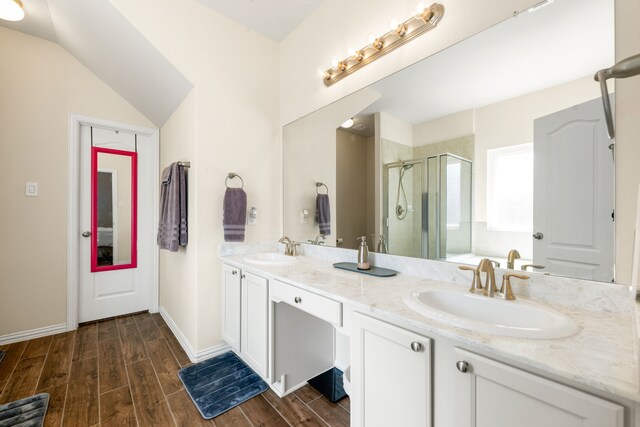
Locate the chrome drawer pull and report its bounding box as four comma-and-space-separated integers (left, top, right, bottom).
294, 296, 302, 304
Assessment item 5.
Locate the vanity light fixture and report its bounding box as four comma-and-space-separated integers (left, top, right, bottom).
322, 3, 444, 87
0, 0, 24, 21
341, 118, 354, 128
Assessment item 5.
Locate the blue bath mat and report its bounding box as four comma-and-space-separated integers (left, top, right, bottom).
0, 393, 49, 427
178, 351, 268, 419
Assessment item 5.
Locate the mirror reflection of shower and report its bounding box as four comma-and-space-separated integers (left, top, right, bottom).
395, 162, 416, 220
383, 154, 472, 260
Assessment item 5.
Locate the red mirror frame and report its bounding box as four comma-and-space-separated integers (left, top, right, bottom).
91, 147, 138, 272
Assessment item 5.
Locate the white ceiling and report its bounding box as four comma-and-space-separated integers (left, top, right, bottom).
195, 0, 325, 42
0, 0, 192, 127
359, 0, 614, 125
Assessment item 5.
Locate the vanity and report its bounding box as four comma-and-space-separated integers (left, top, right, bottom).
220, 244, 639, 427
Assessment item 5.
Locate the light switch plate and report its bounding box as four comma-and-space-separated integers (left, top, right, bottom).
25, 182, 38, 197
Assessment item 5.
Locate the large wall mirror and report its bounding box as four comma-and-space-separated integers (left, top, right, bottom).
284, 0, 616, 282
91, 147, 138, 272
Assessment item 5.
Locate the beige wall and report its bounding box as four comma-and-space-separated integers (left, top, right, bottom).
111, 0, 281, 352
336, 129, 372, 250
0, 27, 152, 336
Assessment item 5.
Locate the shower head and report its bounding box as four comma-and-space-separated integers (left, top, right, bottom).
401, 163, 414, 170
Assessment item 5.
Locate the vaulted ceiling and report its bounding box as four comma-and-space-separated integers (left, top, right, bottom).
0, 0, 193, 127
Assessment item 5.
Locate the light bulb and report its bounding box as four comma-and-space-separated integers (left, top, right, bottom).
331, 58, 339, 68
341, 118, 354, 129
0, 0, 24, 21
389, 19, 399, 31
416, 2, 426, 14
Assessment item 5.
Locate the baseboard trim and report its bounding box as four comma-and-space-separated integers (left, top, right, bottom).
0, 324, 67, 345
158, 306, 230, 363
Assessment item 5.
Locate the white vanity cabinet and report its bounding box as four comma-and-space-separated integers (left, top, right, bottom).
351, 312, 432, 427
453, 348, 624, 427
240, 271, 269, 378
221, 264, 241, 351
221, 264, 269, 379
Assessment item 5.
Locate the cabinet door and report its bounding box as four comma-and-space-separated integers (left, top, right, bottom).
352, 312, 432, 427
241, 271, 268, 379
221, 264, 241, 351
454, 348, 624, 427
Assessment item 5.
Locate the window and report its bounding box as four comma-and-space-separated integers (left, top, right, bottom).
487, 143, 533, 232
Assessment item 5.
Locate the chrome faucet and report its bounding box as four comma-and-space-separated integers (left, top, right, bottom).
506, 249, 521, 270
278, 236, 294, 256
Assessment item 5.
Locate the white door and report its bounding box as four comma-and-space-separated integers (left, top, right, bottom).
351, 312, 432, 427
79, 125, 152, 322
533, 97, 614, 282
454, 348, 623, 427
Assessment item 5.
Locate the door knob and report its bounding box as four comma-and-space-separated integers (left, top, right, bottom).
82, 231, 91, 237
456, 360, 469, 373
532, 232, 544, 240
410, 342, 422, 352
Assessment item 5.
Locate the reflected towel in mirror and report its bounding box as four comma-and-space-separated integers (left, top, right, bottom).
157, 162, 188, 251
223, 188, 247, 242
316, 194, 331, 235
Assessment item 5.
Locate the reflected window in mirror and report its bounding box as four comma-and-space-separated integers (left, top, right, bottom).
487, 144, 533, 233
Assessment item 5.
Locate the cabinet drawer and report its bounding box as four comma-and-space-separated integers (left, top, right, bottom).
270, 279, 342, 327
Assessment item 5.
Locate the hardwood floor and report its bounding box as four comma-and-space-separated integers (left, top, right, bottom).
0, 313, 351, 426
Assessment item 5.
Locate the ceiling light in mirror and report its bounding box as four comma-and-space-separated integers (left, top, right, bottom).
341, 118, 354, 128
0, 0, 24, 21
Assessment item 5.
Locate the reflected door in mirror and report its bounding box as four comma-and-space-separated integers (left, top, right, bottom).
91, 147, 137, 272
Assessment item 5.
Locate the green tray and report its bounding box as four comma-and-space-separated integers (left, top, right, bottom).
333, 262, 397, 277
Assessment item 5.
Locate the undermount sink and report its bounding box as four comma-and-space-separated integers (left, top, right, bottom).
404, 288, 579, 339
244, 252, 297, 266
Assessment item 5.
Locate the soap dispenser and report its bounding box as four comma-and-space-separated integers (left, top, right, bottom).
357, 236, 371, 270
376, 234, 387, 254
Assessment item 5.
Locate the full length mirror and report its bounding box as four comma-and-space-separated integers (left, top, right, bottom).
91, 147, 138, 272
284, 0, 616, 282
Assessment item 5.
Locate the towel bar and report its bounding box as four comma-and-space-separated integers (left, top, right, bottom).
316, 182, 328, 195
226, 173, 244, 188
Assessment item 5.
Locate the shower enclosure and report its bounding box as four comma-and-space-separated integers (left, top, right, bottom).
383, 154, 472, 260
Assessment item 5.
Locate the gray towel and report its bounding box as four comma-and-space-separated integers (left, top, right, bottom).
223, 188, 247, 242
316, 194, 331, 235
157, 163, 188, 252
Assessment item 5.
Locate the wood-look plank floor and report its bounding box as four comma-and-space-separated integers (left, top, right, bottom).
0, 312, 350, 426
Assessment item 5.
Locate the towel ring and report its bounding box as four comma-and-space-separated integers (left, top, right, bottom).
316, 182, 328, 195
226, 173, 244, 189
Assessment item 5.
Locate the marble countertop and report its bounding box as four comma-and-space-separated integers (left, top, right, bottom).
220, 249, 640, 402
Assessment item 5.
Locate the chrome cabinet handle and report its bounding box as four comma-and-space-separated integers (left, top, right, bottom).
82, 231, 91, 237
232, 270, 237, 275
456, 360, 469, 373
241, 274, 246, 279
294, 296, 302, 304
410, 342, 422, 352
532, 232, 544, 240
